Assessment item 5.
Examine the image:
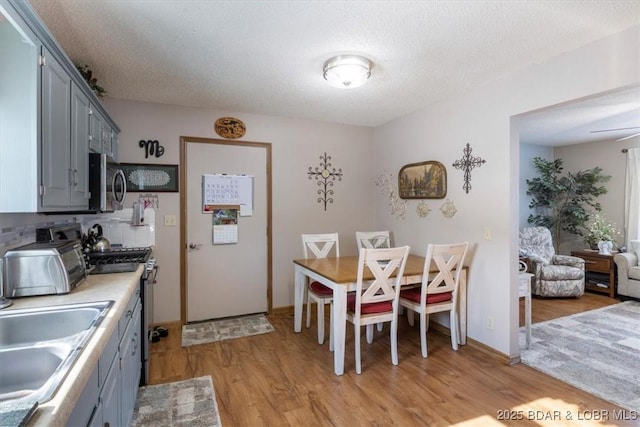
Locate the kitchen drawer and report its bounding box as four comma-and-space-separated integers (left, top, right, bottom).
582, 256, 612, 272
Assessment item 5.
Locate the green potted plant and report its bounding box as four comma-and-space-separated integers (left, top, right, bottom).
526, 157, 610, 251
76, 64, 107, 99
584, 213, 620, 249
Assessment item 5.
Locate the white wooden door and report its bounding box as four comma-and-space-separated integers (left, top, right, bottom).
186, 141, 268, 322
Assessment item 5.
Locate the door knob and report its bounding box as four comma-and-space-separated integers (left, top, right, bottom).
188, 243, 202, 250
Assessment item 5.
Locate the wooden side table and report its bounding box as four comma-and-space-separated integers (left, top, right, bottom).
570, 250, 617, 298
519, 272, 533, 349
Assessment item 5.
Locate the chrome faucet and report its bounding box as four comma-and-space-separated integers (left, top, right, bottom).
0, 259, 13, 309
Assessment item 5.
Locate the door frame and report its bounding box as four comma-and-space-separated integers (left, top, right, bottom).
179, 136, 273, 325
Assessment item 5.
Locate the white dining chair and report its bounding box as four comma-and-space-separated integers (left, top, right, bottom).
301, 233, 340, 349
346, 245, 410, 374
399, 242, 468, 358
355, 231, 393, 332
355, 231, 391, 249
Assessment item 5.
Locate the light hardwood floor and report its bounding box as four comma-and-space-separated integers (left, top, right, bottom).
150, 293, 636, 426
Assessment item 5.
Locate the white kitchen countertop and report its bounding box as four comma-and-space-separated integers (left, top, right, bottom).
0, 266, 144, 427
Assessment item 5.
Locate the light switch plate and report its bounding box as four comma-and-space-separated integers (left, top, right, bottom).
483, 226, 492, 240
164, 215, 177, 226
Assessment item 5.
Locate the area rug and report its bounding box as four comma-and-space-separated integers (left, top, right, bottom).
131, 376, 221, 427
181, 313, 274, 347
520, 301, 640, 412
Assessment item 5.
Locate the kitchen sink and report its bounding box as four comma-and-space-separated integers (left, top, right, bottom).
0, 303, 111, 347
0, 301, 113, 404
0, 344, 72, 401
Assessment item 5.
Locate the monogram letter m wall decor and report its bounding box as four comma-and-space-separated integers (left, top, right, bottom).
139, 140, 165, 158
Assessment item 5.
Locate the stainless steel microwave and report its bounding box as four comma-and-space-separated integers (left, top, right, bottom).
88, 153, 126, 212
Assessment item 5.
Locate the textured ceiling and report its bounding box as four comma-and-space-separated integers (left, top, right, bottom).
28, 0, 640, 144
518, 85, 640, 146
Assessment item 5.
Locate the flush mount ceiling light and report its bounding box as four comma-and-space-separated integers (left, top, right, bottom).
323, 55, 371, 89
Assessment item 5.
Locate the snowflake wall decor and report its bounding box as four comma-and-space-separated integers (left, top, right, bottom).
452, 143, 486, 193
440, 198, 457, 218
307, 152, 343, 211
375, 173, 407, 219
416, 201, 431, 218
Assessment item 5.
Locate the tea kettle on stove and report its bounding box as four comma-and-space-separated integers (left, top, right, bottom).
86, 224, 111, 253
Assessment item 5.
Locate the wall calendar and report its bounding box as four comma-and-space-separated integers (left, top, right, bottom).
202, 174, 254, 216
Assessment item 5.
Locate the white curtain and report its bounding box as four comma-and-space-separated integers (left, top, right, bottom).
624, 148, 640, 245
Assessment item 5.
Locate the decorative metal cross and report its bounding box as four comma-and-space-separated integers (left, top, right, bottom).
308, 152, 343, 211
452, 143, 486, 194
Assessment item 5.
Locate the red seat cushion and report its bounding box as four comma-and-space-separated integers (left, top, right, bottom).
400, 288, 452, 304
346, 293, 393, 314
309, 281, 332, 296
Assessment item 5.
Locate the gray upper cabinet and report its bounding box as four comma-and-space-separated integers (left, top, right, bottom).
104, 123, 116, 161
88, 105, 104, 153
89, 107, 118, 162
0, 0, 119, 213
111, 131, 120, 163
0, 0, 40, 212
71, 82, 90, 207
41, 49, 90, 209
41, 48, 72, 208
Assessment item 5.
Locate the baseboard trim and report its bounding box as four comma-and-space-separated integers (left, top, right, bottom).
270, 305, 293, 315
427, 322, 513, 365
151, 320, 182, 329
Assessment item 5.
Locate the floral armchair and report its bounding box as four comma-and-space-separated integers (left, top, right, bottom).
519, 226, 585, 297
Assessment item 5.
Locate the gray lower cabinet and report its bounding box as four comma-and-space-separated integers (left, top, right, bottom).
94, 352, 120, 427
120, 301, 142, 427
68, 287, 141, 426
66, 366, 99, 426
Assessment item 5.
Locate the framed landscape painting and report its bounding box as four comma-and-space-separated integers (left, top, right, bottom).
398, 161, 447, 199
120, 163, 179, 192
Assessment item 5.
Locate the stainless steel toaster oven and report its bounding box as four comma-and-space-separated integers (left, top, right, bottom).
3, 240, 86, 297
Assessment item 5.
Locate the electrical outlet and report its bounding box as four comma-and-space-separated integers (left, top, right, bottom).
486, 316, 494, 330
483, 226, 492, 240
164, 215, 177, 226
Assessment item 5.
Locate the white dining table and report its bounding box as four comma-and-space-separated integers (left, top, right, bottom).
293, 254, 468, 375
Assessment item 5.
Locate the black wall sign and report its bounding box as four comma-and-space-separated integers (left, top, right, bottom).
139, 140, 165, 158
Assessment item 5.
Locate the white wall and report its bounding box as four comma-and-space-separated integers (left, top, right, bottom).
372, 25, 640, 357
554, 136, 640, 253
102, 99, 375, 323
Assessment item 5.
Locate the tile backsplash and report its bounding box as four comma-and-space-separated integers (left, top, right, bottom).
0, 208, 155, 252
94, 208, 156, 248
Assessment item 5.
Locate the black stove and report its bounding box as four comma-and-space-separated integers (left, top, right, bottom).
85, 247, 152, 265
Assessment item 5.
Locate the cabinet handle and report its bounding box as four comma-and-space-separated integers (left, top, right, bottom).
132, 332, 138, 356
